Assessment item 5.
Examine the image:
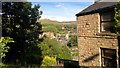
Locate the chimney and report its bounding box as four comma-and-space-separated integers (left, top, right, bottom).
94, 0, 101, 3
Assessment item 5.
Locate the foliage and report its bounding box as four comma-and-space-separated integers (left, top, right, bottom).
114, 1, 120, 36
41, 56, 56, 66
2, 2, 42, 64
0, 37, 14, 58
67, 35, 77, 47
71, 52, 79, 56
38, 37, 72, 60
43, 26, 59, 33
57, 45, 72, 59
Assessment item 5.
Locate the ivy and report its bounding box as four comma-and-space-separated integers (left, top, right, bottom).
114, 1, 120, 36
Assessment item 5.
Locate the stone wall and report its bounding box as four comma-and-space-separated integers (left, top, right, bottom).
77, 13, 119, 66
77, 13, 100, 37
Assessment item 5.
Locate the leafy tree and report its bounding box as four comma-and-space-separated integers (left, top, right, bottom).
115, 1, 120, 36
67, 35, 77, 47
0, 37, 14, 58
2, 2, 42, 64
38, 37, 72, 60
43, 26, 58, 33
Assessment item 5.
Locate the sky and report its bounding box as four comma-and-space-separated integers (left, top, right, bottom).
28, 0, 94, 2
31, 2, 93, 22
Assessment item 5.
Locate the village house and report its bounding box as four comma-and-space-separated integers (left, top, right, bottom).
42, 32, 56, 39
76, 2, 119, 67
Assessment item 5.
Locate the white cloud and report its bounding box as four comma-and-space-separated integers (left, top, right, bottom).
55, 3, 64, 7
41, 16, 76, 22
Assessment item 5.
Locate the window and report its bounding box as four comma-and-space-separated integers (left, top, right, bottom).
101, 48, 117, 68
100, 12, 115, 33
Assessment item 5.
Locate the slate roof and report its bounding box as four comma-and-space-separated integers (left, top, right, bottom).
76, 2, 118, 16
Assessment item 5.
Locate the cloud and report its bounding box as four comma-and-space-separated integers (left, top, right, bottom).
55, 3, 64, 7
41, 16, 76, 22
28, 0, 94, 2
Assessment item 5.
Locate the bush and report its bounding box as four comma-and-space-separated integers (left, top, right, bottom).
41, 56, 56, 66
67, 35, 77, 47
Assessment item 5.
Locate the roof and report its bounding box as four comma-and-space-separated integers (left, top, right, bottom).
76, 2, 118, 16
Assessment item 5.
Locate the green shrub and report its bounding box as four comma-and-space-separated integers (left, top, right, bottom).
72, 52, 79, 56
67, 35, 77, 47
41, 56, 56, 66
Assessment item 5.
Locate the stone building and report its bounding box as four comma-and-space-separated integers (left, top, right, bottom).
76, 2, 119, 67
42, 32, 55, 39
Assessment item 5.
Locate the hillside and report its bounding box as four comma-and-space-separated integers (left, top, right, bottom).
39, 19, 76, 25
38, 19, 77, 34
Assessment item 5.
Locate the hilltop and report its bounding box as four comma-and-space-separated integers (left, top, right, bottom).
39, 19, 76, 25
38, 19, 77, 34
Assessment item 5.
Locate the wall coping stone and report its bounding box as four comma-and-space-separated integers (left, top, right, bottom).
96, 33, 117, 36
78, 35, 118, 39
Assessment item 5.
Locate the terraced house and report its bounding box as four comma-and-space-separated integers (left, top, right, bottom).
76, 2, 119, 67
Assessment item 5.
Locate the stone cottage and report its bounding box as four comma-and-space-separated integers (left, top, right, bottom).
76, 2, 119, 67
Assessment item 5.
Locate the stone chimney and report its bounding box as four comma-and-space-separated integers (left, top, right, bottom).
94, 0, 101, 3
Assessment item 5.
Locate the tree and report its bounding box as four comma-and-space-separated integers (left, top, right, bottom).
43, 26, 59, 34
115, 1, 120, 36
0, 37, 14, 58
67, 35, 77, 47
2, 2, 42, 64
38, 37, 72, 60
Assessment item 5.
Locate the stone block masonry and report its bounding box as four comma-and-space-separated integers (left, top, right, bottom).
77, 13, 119, 66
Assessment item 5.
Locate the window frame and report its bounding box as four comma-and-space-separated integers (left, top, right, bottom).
100, 12, 115, 33
100, 48, 117, 67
